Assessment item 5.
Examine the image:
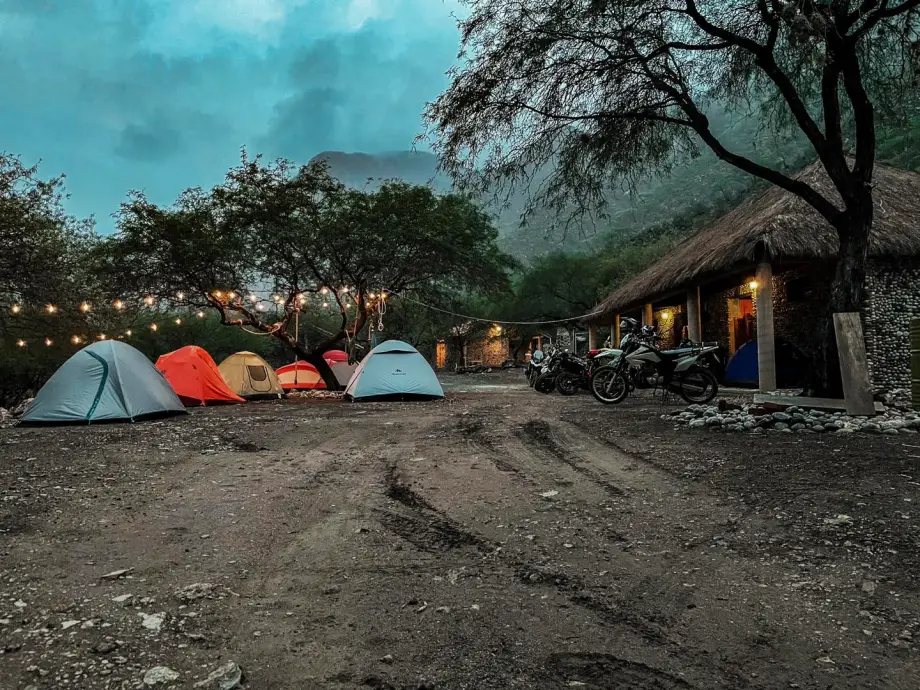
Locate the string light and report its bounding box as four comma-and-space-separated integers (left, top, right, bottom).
46, 304, 57, 314
196, 311, 204, 319
71, 335, 81, 345
228, 291, 236, 300
144, 296, 155, 306
256, 304, 266, 311
10, 304, 21, 314
150, 323, 158, 331
175, 318, 182, 326
248, 294, 258, 303
44, 337, 52, 347
272, 294, 282, 303
16, 339, 25, 347
80, 302, 91, 313
213, 290, 223, 299
98, 334, 106, 340
320, 287, 329, 295
114, 299, 124, 310
323, 302, 330, 308
368, 292, 376, 299
176, 291, 184, 300
125, 329, 132, 337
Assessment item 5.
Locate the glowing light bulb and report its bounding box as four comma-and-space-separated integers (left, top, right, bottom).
214, 290, 223, 298
44, 337, 52, 346
249, 294, 258, 303
71, 335, 81, 345
196, 311, 204, 319
368, 292, 376, 299
272, 294, 282, 303
125, 329, 132, 337
46, 304, 57, 314
144, 296, 155, 306
748, 280, 759, 290
98, 334, 106, 340
661, 311, 671, 321
320, 287, 329, 295
228, 291, 236, 300
114, 299, 124, 310
175, 318, 182, 325
256, 303, 265, 312
323, 302, 330, 308
16, 339, 26, 347
150, 323, 158, 331
176, 291, 184, 300
80, 302, 91, 313
10, 304, 21, 314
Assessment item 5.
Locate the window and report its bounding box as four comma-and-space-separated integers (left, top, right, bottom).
247, 365, 268, 382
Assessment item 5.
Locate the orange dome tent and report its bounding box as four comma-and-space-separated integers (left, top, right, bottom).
156, 346, 245, 406
276, 361, 328, 391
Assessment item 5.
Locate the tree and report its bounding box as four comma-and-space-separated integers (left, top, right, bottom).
96, 151, 515, 388
425, 0, 920, 394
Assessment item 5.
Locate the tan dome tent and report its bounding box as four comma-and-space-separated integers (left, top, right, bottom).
218, 351, 284, 400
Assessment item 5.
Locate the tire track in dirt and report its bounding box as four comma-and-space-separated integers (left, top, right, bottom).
379, 460, 686, 651
544, 652, 695, 689
514, 419, 626, 498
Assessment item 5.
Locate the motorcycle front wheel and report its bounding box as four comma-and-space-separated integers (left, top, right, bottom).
678, 366, 718, 404
534, 373, 557, 394
555, 373, 580, 396
590, 368, 629, 405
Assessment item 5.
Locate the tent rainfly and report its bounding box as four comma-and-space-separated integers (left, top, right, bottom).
276, 361, 327, 391
344, 340, 444, 401
21, 340, 187, 424
156, 346, 246, 406
218, 351, 284, 399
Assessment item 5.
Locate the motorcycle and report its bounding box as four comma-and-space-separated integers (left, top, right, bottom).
533, 348, 562, 394
591, 318, 719, 404
525, 349, 546, 387
554, 347, 620, 396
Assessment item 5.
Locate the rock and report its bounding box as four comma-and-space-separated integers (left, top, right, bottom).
791, 423, 806, 431
862, 580, 877, 595
194, 661, 243, 689
824, 514, 853, 526
774, 422, 789, 431
688, 419, 706, 429
883, 428, 899, 435
144, 666, 179, 686
322, 585, 341, 595
112, 594, 133, 604
772, 412, 792, 422
752, 427, 765, 434
175, 583, 217, 603
539, 490, 558, 498
380, 654, 394, 665
139, 612, 166, 632
11, 397, 34, 417
61, 620, 80, 630
100, 568, 134, 580
93, 641, 118, 654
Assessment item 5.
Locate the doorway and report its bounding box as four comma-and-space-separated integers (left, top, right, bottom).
728, 296, 755, 354
435, 341, 447, 369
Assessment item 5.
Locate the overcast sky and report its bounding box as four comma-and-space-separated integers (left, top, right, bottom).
0, 0, 463, 231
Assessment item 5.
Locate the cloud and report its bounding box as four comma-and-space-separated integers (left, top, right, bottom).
0, 0, 463, 230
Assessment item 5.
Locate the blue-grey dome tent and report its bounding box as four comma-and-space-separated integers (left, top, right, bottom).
344, 340, 444, 402
21, 340, 187, 424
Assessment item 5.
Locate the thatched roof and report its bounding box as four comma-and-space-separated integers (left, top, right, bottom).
587, 161, 920, 324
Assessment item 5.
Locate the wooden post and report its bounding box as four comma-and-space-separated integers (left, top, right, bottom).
686, 288, 701, 342
755, 262, 777, 392
609, 325, 615, 348
642, 303, 653, 327
834, 313, 876, 416
588, 324, 598, 350
614, 315, 621, 346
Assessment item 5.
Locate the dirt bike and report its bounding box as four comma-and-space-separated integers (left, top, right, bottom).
554, 347, 620, 396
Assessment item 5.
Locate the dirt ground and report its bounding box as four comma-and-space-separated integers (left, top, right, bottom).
1, 371, 918, 689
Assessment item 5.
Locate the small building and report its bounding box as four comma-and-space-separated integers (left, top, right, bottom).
585, 161, 920, 392
434, 324, 520, 370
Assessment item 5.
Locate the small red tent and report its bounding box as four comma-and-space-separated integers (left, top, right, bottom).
276, 361, 328, 391
323, 350, 348, 363
156, 346, 245, 406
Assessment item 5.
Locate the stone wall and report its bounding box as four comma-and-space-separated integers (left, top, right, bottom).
701, 287, 732, 347
653, 305, 684, 350
864, 258, 920, 391
466, 336, 509, 367
770, 266, 832, 359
